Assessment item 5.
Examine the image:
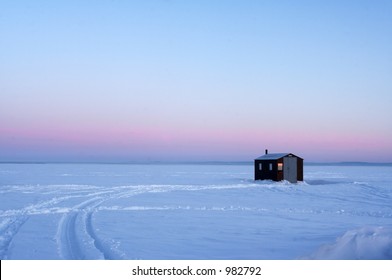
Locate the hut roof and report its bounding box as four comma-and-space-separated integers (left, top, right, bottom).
255, 153, 303, 160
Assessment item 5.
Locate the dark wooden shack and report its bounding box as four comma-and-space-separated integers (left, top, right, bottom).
254, 150, 303, 183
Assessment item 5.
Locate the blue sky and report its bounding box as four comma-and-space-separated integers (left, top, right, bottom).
1, 0, 391, 162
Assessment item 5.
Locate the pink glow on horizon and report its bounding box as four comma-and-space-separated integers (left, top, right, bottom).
1, 121, 391, 162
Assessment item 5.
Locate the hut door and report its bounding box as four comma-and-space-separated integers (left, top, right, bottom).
283, 157, 297, 183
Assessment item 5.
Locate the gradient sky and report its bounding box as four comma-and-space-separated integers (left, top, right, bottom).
1, 0, 391, 162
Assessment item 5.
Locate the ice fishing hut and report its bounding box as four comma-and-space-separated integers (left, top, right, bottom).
254, 150, 303, 183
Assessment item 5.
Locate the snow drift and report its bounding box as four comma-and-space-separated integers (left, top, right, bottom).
307, 226, 392, 260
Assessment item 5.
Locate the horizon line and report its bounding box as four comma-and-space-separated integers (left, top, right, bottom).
0, 160, 391, 166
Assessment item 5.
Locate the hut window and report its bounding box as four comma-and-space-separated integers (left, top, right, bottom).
278, 163, 283, 171
269, 163, 273, 171
259, 163, 262, 170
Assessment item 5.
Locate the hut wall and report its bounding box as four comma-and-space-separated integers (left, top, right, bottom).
297, 158, 304, 181
255, 160, 279, 181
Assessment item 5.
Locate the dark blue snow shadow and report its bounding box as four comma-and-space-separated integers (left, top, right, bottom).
305, 179, 348, 185
241, 178, 319, 185
242, 178, 301, 187
237, 178, 353, 187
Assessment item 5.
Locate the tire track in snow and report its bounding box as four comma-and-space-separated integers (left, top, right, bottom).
85, 211, 123, 260
57, 196, 105, 259
84, 187, 154, 259
0, 194, 85, 259
58, 211, 85, 259
57, 184, 252, 259
57, 187, 147, 259
0, 216, 28, 259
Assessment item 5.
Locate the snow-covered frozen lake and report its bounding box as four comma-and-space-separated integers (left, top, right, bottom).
1, 163, 392, 260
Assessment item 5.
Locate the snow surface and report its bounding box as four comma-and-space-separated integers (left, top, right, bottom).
0, 163, 391, 260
